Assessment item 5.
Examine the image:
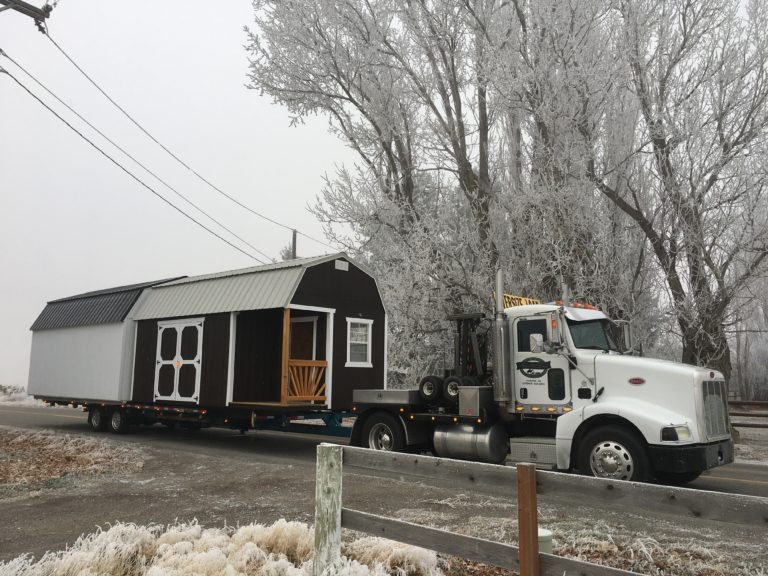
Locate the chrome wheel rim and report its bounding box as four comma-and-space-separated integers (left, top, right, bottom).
446, 381, 459, 398
422, 382, 435, 396
111, 411, 122, 430
368, 423, 394, 451
589, 440, 634, 480
91, 410, 102, 427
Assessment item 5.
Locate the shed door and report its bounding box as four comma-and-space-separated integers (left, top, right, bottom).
154, 319, 204, 403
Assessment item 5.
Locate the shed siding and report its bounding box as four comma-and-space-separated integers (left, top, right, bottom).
291, 259, 385, 409
199, 314, 230, 406
28, 323, 128, 401
233, 309, 283, 403
132, 314, 230, 406
132, 320, 158, 402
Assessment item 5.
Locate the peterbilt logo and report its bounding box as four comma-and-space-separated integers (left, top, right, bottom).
516, 358, 551, 379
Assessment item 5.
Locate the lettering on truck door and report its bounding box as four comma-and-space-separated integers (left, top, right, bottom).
513, 317, 571, 407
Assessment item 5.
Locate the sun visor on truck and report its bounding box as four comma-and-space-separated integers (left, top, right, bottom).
563, 307, 608, 322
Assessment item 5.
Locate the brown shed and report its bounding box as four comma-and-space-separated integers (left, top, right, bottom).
129, 254, 385, 410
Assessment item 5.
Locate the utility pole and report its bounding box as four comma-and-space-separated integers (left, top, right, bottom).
0, 1, 53, 31
291, 229, 297, 260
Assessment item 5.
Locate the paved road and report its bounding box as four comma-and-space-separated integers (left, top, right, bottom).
1, 405, 766, 497
1, 405, 767, 566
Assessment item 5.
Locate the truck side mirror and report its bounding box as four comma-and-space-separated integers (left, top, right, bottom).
622, 322, 632, 353
530, 333, 544, 354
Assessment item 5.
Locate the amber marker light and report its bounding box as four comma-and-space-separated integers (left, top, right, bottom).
431, 416, 436, 421
476, 418, 482, 424
453, 417, 458, 423
399, 407, 405, 413
351, 406, 357, 411
516, 405, 524, 411
563, 407, 573, 412
531, 406, 541, 412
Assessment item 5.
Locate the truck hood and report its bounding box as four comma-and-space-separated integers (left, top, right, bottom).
593, 354, 712, 425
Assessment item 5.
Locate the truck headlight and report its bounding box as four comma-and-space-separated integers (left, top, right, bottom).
661, 425, 691, 442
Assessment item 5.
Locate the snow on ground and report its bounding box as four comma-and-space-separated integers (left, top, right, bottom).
0, 425, 144, 488
0, 520, 441, 576
0, 385, 43, 407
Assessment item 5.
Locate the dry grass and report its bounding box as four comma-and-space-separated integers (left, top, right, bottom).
0, 425, 144, 487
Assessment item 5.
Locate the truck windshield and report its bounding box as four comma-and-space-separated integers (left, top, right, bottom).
566, 319, 620, 352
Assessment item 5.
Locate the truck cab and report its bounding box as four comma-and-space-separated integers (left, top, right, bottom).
502, 303, 733, 482
352, 291, 734, 484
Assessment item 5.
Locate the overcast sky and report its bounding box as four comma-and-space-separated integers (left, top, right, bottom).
0, 1, 356, 388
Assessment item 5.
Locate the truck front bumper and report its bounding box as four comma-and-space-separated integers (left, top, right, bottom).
649, 438, 734, 474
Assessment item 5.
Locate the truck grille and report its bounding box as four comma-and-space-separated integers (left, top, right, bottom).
703, 380, 730, 440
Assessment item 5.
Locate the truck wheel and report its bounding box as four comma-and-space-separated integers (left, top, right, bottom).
109, 408, 129, 434
655, 471, 701, 485
362, 412, 405, 452
88, 407, 108, 432
418, 376, 442, 403
578, 425, 651, 482
442, 376, 462, 403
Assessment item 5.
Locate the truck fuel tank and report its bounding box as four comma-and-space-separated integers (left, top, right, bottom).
433, 422, 509, 464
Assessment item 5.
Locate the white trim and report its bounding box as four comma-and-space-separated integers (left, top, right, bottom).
288, 303, 336, 314
345, 317, 373, 368
129, 320, 139, 401
226, 312, 237, 406
326, 311, 334, 409
290, 315, 318, 360
383, 314, 388, 390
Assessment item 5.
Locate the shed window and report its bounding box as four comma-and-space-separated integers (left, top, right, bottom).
346, 318, 373, 368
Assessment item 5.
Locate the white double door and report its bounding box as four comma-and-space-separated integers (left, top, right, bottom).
154, 318, 204, 403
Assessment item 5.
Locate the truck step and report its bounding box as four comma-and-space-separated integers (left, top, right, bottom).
508, 436, 557, 468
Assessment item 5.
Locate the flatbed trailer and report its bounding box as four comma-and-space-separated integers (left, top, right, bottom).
38, 397, 355, 438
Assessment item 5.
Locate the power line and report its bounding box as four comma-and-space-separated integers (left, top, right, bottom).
0, 65, 266, 264
43, 28, 337, 252
0, 49, 276, 264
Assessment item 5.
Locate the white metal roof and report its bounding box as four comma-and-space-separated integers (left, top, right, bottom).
132, 253, 348, 320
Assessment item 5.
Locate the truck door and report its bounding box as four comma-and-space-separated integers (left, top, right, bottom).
512, 316, 571, 408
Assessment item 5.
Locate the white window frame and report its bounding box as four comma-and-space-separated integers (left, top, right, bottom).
346, 317, 373, 368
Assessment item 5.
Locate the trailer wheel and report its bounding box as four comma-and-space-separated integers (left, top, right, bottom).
578, 425, 651, 482
362, 412, 405, 452
442, 376, 462, 403
109, 408, 129, 434
88, 407, 108, 432
655, 470, 701, 485
418, 376, 442, 403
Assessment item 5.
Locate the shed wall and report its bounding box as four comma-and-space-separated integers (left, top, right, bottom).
28, 323, 130, 401
292, 259, 385, 409
132, 313, 230, 406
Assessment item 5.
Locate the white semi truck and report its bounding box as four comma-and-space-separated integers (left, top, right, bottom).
350, 272, 733, 484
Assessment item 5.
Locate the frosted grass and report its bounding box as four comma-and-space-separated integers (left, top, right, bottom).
0, 520, 441, 576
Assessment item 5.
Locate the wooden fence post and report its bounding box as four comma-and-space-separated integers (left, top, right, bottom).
314, 443, 343, 576
517, 463, 540, 576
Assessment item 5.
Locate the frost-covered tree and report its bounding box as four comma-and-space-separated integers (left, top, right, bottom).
581, 0, 768, 380
245, 0, 768, 385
